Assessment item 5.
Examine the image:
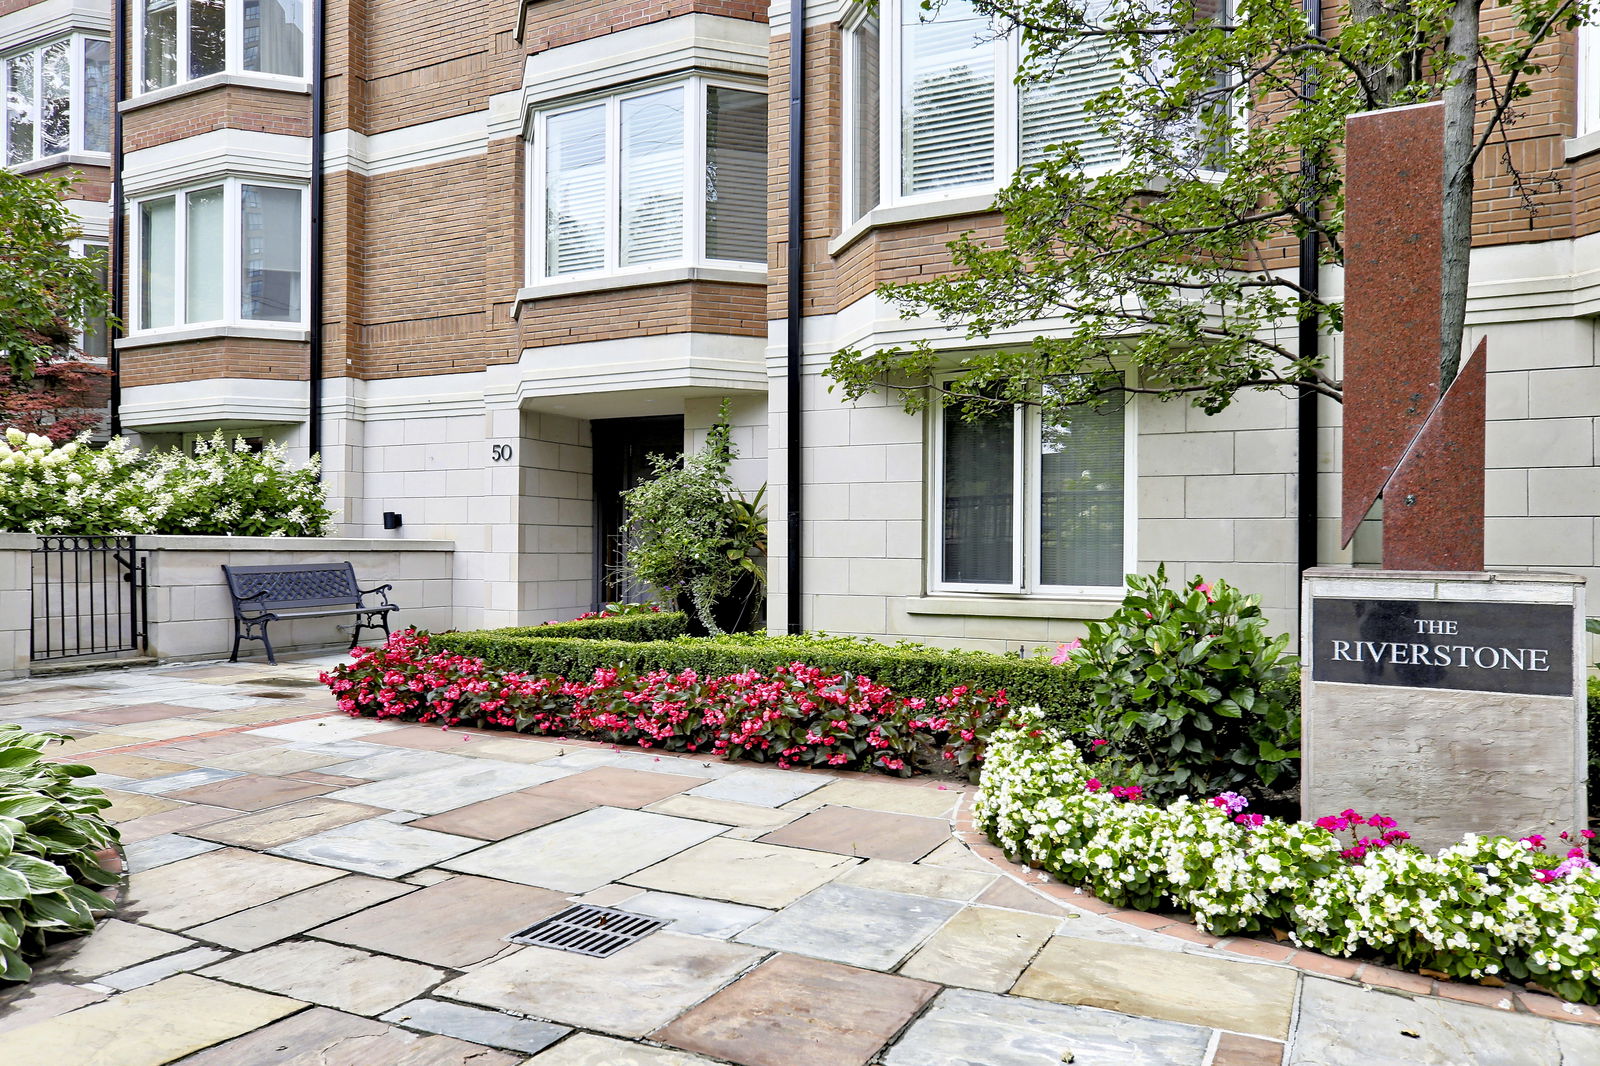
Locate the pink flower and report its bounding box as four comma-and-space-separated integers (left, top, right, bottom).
1090, 738, 1109, 748
1522, 835, 1546, 850
1085, 778, 1104, 792
1235, 813, 1265, 827
1210, 792, 1248, 815
1051, 640, 1082, 665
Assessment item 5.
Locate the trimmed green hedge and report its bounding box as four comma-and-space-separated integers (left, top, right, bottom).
431, 629, 1095, 727
487, 612, 689, 643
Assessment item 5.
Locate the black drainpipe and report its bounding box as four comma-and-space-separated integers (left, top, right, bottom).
1295, 0, 1322, 609
784, 0, 805, 635
307, 0, 326, 468
109, 0, 127, 436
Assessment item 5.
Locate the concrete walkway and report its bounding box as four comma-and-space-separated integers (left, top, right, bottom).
0, 657, 1595, 1065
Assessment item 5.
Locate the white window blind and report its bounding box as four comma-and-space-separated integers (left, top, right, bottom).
620, 88, 686, 267
705, 86, 767, 263
900, 0, 995, 195
1019, 34, 1121, 168
545, 104, 607, 276
185, 186, 225, 323
1038, 393, 1125, 588
140, 197, 177, 329
941, 403, 1017, 586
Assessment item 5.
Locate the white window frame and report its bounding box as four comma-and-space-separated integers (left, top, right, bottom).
133, 0, 311, 97
2, 35, 111, 165
841, 7, 879, 226
128, 177, 309, 334
68, 239, 111, 361
929, 375, 1136, 598
524, 74, 768, 287
1582, 21, 1600, 137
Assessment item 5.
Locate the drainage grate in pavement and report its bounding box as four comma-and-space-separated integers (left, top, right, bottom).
507, 905, 667, 958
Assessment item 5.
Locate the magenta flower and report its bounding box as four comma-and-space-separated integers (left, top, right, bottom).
1051, 639, 1082, 665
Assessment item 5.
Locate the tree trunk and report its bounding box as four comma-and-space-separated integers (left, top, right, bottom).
1346, 0, 1426, 106
1438, 0, 1483, 392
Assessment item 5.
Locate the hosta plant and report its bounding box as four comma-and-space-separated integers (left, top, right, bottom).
0, 725, 119, 982
1064, 565, 1300, 801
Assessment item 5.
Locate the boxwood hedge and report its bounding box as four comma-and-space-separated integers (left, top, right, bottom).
431, 628, 1095, 727
491, 611, 689, 643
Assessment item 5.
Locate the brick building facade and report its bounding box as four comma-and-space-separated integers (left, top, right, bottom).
4, 0, 1599, 647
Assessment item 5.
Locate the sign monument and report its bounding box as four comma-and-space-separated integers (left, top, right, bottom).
1301, 102, 1587, 851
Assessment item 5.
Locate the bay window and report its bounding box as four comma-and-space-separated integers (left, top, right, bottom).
530, 78, 767, 284
134, 179, 305, 332
935, 386, 1131, 594
138, 0, 306, 94
3, 36, 112, 166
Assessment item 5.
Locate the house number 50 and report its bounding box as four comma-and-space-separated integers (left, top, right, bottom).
490, 444, 513, 463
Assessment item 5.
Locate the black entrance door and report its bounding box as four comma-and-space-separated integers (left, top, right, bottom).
591, 415, 685, 609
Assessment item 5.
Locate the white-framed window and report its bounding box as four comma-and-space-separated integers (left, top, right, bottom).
3, 36, 111, 166
527, 76, 768, 284
1582, 21, 1600, 137
68, 240, 111, 359
131, 178, 306, 332
844, 0, 1121, 220
136, 0, 307, 94
932, 382, 1133, 595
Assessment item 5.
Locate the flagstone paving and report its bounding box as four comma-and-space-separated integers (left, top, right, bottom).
2, 655, 1598, 1064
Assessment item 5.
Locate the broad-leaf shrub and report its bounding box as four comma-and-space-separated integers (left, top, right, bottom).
322, 629, 1011, 776
0, 429, 331, 536
977, 724, 1600, 1003
0, 725, 119, 983
491, 609, 688, 643
1067, 566, 1299, 800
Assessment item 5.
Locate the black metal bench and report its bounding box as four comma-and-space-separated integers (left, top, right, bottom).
221, 562, 398, 664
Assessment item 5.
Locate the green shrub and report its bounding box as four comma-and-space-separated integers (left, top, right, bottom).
1069, 565, 1300, 801
1590, 677, 1600, 819
0, 725, 119, 982
432, 629, 1095, 727
491, 611, 689, 643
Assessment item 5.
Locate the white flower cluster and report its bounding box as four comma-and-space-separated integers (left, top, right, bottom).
974, 723, 1600, 1004
0, 428, 332, 537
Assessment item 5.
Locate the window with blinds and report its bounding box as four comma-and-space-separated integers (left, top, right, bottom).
534, 78, 767, 283
1038, 393, 1125, 588
941, 403, 1018, 587
900, 0, 995, 196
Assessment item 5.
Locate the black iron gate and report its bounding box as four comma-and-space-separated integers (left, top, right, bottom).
31, 536, 148, 662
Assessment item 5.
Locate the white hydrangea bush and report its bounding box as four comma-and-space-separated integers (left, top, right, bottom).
975, 722, 1600, 1003
0, 428, 331, 537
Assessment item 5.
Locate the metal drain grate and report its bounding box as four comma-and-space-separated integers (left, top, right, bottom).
507, 904, 666, 958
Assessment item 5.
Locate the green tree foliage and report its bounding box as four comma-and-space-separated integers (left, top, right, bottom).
0, 171, 112, 380
827, 0, 1589, 423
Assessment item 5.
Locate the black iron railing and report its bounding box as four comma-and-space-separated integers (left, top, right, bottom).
31, 536, 147, 662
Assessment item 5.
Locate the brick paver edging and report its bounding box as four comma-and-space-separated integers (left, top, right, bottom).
950, 794, 1600, 1028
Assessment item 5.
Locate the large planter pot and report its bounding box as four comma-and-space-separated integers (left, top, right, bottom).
677, 570, 764, 636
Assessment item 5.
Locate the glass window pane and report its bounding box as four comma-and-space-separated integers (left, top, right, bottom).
80, 245, 109, 359
190, 0, 226, 80
240, 185, 302, 321
705, 86, 766, 263
5, 53, 35, 165
243, 0, 304, 77
186, 186, 224, 323
620, 87, 685, 267
39, 41, 69, 156
901, 0, 994, 195
83, 39, 111, 152
849, 15, 881, 218
545, 104, 607, 275
139, 197, 177, 329
1039, 393, 1125, 587
142, 0, 178, 91
942, 403, 1015, 585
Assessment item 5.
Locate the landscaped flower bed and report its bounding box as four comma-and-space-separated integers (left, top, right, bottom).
976, 723, 1600, 1004
0, 725, 120, 982
321, 628, 1011, 776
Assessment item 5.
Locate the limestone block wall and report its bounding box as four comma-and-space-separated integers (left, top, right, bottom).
0, 535, 36, 680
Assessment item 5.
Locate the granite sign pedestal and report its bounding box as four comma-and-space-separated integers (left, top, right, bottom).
1301, 568, 1587, 851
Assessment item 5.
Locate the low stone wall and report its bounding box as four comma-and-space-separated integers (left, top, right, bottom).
139, 536, 456, 663
0, 534, 36, 679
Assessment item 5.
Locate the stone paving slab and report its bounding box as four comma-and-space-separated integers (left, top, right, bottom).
623, 837, 856, 909
736, 883, 963, 971
38, 918, 193, 981
188, 796, 390, 849
760, 804, 953, 862
799, 778, 960, 818
527, 1034, 727, 1065
623, 890, 775, 940
124, 847, 345, 930
202, 746, 348, 775
187, 874, 416, 951
0, 974, 304, 1066
170, 1005, 525, 1065
883, 987, 1213, 1066
898, 904, 1062, 992
165, 772, 338, 810
524, 767, 698, 809
379, 998, 570, 1054
443, 806, 726, 893
310, 873, 567, 967
98, 789, 183, 822
654, 952, 939, 1066
0, 983, 107, 1036
321, 748, 481, 780
249, 716, 404, 744
1015, 936, 1299, 1040
644, 793, 803, 829
79, 752, 204, 779
201, 939, 445, 1016
115, 804, 239, 847
438, 931, 764, 1038
114, 767, 247, 795
686, 767, 828, 807
333, 761, 576, 814
835, 857, 996, 901
98, 946, 233, 991
67, 703, 211, 725
408, 790, 589, 840
270, 816, 485, 877
123, 833, 224, 872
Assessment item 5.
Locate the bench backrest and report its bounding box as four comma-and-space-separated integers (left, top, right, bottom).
222, 563, 361, 612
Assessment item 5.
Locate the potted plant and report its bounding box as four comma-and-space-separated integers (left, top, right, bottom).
622, 402, 766, 635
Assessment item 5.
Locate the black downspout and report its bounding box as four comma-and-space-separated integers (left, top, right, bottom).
784, 0, 805, 635
109, 0, 126, 436
1296, 0, 1321, 605
307, 0, 325, 469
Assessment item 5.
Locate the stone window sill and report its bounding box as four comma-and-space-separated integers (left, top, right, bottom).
13, 152, 111, 175
897, 594, 1122, 621
120, 72, 310, 114
116, 325, 310, 350
827, 192, 998, 259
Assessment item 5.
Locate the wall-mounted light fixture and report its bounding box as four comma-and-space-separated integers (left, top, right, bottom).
382, 512, 403, 530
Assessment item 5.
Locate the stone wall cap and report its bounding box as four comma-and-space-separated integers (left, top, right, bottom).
0, 533, 41, 549
133, 536, 456, 551
1303, 567, 1585, 585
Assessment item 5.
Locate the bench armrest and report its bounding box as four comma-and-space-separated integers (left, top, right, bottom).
358, 583, 395, 607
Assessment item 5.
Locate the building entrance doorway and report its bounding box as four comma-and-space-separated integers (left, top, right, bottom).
591, 415, 684, 609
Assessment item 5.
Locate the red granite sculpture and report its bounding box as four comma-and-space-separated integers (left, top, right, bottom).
1340, 102, 1486, 570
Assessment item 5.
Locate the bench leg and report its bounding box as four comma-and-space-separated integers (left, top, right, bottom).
230, 618, 243, 663
349, 613, 363, 650
259, 624, 278, 666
